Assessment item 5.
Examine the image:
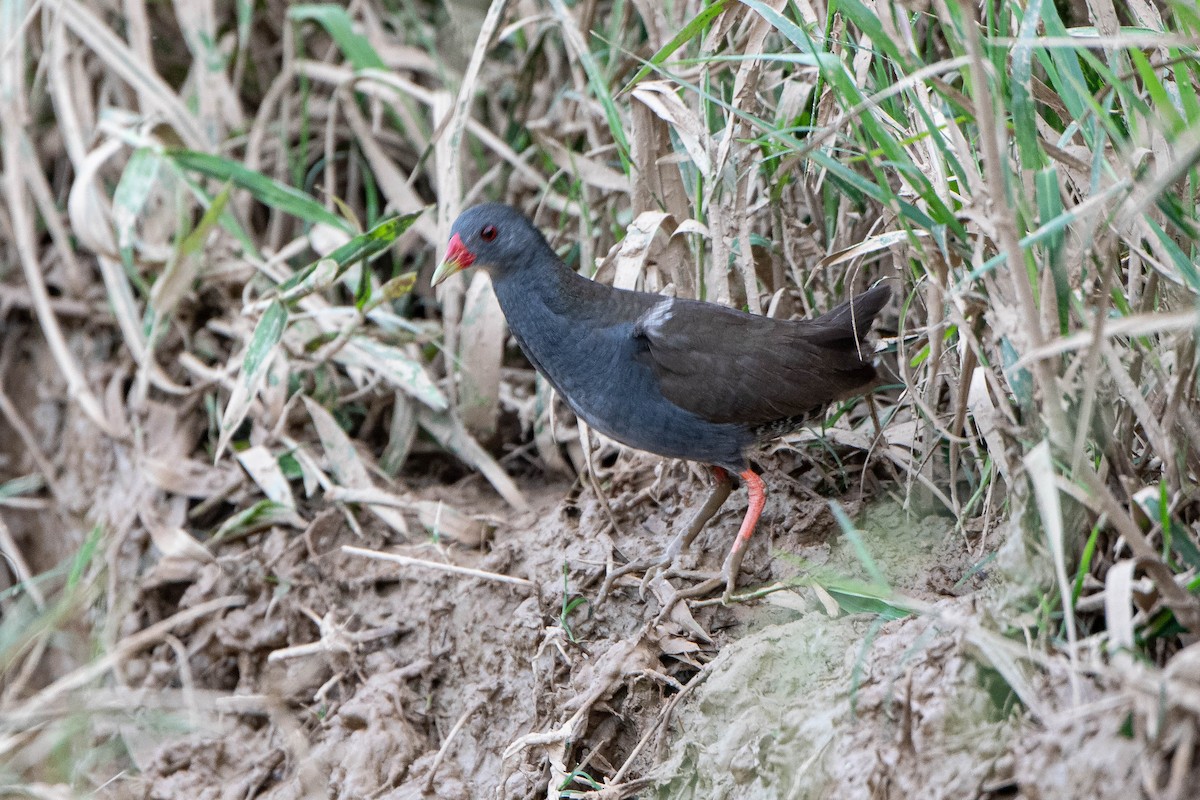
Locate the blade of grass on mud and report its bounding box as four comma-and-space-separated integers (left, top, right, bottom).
236, 445, 299, 510
217, 300, 288, 460
149, 182, 233, 319
819, 579, 914, 621
1071, 521, 1103, 607
830, 502, 887, 587
0, 551, 100, 687
210, 499, 305, 545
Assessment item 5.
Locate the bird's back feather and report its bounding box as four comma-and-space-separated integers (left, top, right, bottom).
632, 285, 890, 426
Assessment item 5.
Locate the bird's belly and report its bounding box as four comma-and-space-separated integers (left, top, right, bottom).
571, 394, 750, 469
532, 332, 751, 469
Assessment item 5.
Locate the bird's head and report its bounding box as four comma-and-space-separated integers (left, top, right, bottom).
430, 203, 550, 286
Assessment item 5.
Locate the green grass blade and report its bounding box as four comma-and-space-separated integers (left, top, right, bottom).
547, 0, 630, 168
167, 149, 351, 233
217, 300, 288, 459
288, 4, 385, 69
621, 0, 736, 93
277, 208, 427, 298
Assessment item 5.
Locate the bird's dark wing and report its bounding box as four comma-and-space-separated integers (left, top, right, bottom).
632, 285, 890, 425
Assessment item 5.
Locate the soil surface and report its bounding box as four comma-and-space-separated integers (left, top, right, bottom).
1, 345, 1140, 798
63, 434, 1128, 800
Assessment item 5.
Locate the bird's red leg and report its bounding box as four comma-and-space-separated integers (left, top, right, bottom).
720, 470, 766, 600
667, 469, 766, 605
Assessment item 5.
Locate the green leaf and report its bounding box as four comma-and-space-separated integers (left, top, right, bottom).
278, 209, 427, 297
1011, 0, 1047, 170
112, 147, 165, 264
289, 4, 386, 70
547, 0, 630, 168
363, 272, 418, 312
0, 474, 45, 499
1130, 47, 1184, 135
211, 500, 302, 544
829, 502, 887, 587
1000, 337, 1033, 407
621, 0, 735, 92
179, 182, 233, 258
67, 526, 105, 590
830, 0, 907, 64
218, 301, 289, 459
1036, 167, 1069, 333
1147, 219, 1200, 292
167, 149, 350, 233
826, 586, 913, 620
278, 259, 341, 305
149, 182, 234, 318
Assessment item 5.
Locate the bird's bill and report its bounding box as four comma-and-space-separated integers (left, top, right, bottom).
430, 233, 476, 286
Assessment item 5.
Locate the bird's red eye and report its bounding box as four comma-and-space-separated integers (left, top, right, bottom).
481, 224, 498, 242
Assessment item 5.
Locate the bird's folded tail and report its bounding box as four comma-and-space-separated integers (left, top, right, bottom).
807, 283, 891, 357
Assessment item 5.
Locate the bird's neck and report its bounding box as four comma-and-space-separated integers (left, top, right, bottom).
489, 248, 609, 322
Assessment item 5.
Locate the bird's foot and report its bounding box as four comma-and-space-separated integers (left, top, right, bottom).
596, 558, 653, 605
602, 466, 737, 607
652, 540, 750, 620
634, 530, 692, 597
669, 575, 726, 602
667, 556, 742, 603
651, 574, 729, 625
719, 541, 747, 604
595, 546, 706, 606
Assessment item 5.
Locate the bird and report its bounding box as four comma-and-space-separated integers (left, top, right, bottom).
432, 203, 890, 602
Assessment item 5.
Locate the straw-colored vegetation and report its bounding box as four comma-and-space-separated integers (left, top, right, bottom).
1, 0, 1198, 797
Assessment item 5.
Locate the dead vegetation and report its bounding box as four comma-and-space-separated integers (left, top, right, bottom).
1, 0, 1199, 798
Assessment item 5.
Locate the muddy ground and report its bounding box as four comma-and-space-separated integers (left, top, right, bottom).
72, 442, 1137, 800
0, 333, 1149, 799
